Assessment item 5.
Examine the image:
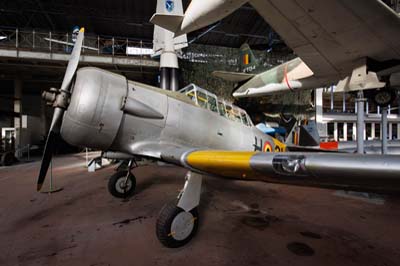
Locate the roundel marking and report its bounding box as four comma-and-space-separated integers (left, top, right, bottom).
263, 141, 273, 152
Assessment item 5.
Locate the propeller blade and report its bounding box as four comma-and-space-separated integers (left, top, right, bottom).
37, 130, 57, 191
59, 28, 84, 93
37, 106, 66, 190
37, 28, 84, 191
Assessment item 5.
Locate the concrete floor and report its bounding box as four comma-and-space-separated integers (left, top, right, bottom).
0, 153, 400, 266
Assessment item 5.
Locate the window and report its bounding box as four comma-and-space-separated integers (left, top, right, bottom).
327, 123, 334, 140
375, 124, 381, 140
366, 123, 372, 140
225, 104, 235, 121
241, 112, 250, 126
207, 94, 218, 113
347, 123, 353, 141
225, 104, 240, 122
179, 84, 252, 126
393, 123, 398, 140
186, 90, 195, 101
218, 101, 226, 117
338, 122, 344, 140
232, 107, 242, 123
196, 90, 208, 109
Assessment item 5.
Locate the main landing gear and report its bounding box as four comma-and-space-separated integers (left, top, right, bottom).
156, 171, 203, 248
107, 159, 137, 198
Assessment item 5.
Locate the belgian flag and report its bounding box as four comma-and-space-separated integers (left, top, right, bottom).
243, 53, 250, 65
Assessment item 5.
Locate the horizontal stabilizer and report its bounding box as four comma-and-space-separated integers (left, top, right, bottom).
212, 71, 255, 82
150, 13, 184, 33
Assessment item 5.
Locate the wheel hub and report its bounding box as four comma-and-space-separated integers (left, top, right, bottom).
170, 211, 195, 241
115, 177, 132, 194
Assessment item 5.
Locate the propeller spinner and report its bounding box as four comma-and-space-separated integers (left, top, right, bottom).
37, 28, 85, 191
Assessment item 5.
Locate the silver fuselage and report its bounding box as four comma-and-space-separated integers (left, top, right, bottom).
60, 67, 278, 158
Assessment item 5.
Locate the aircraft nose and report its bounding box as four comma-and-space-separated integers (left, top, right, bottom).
60, 67, 127, 150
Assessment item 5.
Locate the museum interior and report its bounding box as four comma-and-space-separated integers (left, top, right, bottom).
1, 0, 400, 265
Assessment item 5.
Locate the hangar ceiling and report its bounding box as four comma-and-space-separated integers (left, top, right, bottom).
0, 0, 279, 49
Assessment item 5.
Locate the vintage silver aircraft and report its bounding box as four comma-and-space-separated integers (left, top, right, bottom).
38, 29, 400, 248
151, 0, 400, 105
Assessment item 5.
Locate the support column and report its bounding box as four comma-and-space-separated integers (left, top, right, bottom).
160, 68, 170, 90
14, 79, 22, 158
343, 123, 348, 141
342, 91, 346, 112
371, 123, 375, 139
382, 107, 388, 154
170, 68, 179, 91
398, 123, 400, 139
356, 91, 365, 154
315, 88, 325, 137
334, 122, 338, 141
389, 123, 393, 140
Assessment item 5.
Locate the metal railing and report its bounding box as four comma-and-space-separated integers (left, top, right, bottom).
0, 27, 154, 60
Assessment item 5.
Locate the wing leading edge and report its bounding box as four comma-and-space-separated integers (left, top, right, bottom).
212, 71, 255, 83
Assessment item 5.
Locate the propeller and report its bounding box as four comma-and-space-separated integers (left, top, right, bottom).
37, 28, 85, 191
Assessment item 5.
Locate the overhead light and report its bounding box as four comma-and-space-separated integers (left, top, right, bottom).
0, 36, 7, 41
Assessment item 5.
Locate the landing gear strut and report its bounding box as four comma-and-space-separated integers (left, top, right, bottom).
156, 171, 202, 248
107, 159, 137, 198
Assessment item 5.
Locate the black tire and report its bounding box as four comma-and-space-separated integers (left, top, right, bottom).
370, 89, 397, 107
107, 171, 136, 198
1, 152, 15, 166
156, 202, 199, 248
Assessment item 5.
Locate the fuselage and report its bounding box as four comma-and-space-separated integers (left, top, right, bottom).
233, 57, 328, 97
60, 67, 285, 159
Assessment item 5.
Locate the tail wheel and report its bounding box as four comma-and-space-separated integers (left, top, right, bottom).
107, 170, 136, 198
156, 202, 199, 248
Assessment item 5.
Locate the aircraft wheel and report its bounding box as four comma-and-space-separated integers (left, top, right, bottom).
371, 88, 396, 107
107, 171, 136, 198
156, 202, 199, 248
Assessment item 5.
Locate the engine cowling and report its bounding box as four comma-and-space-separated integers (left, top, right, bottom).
61, 67, 127, 150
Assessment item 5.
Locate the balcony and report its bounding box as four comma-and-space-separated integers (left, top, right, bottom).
0, 28, 159, 68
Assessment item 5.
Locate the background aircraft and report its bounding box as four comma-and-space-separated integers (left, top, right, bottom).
151, 0, 400, 107
38, 30, 400, 249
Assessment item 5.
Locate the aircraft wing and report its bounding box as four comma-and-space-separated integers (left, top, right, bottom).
161, 149, 400, 193
44, 38, 98, 51
249, 0, 400, 79
212, 71, 255, 82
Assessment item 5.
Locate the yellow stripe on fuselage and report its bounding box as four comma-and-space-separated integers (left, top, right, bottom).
186, 151, 256, 179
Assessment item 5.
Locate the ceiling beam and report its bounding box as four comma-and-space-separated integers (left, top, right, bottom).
33, 0, 56, 30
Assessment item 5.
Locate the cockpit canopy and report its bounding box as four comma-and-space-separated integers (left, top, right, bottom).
179, 84, 253, 127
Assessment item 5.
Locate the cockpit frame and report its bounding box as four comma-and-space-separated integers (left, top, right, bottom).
179, 84, 253, 127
